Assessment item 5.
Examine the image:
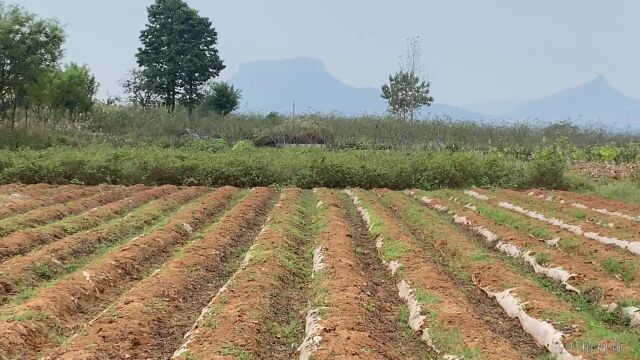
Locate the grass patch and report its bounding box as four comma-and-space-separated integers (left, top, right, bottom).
266, 317, 304, 350
558, 237, 581, 251
571, 210, 588, 220
466, 250, 492, 264
380, 239, 408, 263
601, 257, 637, 284
0, 310, 48, 322
414, 288, 442, 305
220, 343, 252, 360
587, 180, 640, 205
534, 252, 551, 266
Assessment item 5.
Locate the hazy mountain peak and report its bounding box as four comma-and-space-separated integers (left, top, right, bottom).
229, 57, 639, 128
229, 57, 481, 118
511, 75, 640, 128
237, 57, 326, 73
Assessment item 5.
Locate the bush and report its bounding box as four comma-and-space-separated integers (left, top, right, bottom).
528, 146, 568, 189
253, 120, 335, 147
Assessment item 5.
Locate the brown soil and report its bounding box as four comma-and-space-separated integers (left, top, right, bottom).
0, 187, 238, 359
0, 185, 100, 220
0, 186, 206, 303
310, 189, 432, 359
499, 189, 640, 239
358, 189, 539, 359
0, 183, 25, 194
547, 190, 640, 216
0, 185, 141, 241
449, 189, 640, 294
0, 184, 58, 203
171, 189, 305, 360
426, 192, 640, 310
0, 184, 155, 262
51, 187, 276, 360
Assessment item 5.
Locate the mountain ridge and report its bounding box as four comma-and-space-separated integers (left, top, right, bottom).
229, 58, 640, 129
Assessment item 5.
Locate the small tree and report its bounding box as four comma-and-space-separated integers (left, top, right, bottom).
201, 82, 241, 115
51, 63, 99, 120
136, 0, 225, 114
120, 68, 160, 108
381, 37, 433, 122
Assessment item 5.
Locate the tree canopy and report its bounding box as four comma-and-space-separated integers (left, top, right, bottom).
0, 2, 65, 127
136, 0, 225, 114
200, 82, 242, 115
381, 37, 434, 122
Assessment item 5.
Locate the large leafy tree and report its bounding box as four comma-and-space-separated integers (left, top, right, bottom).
381, 37, 433, 122
0, 2, 65, 128
136, 0, 225, 114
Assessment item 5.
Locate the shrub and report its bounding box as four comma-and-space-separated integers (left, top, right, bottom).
528, 146, 568, 189
0, 145, 540, 190
253, 120, 335, 147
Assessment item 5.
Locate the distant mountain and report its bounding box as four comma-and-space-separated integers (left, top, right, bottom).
229, 58, 385, 115
510, 76, 640, 129
229, 58, 482, 119
464, 98, 531, 115
229, 58, 640, 129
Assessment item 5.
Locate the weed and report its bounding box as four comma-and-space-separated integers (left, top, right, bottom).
31, 262, 55, 280
558, 237, 581, 251
220, 344, 252, 360
414, 288, 441, 305
602, 257, 637, 283
380, 239, 407, 263
534, 252, 551, 266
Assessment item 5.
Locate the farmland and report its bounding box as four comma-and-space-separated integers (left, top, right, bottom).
0, 184, 638, 359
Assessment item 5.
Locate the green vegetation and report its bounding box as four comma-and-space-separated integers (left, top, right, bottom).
589, 180, 640, 204
220, 344, 252, 360
135, 0, 224, 114
200, 82, 242, 116
0, 144, 569, 190
0, 2, 97, 129
601, 257, 637, 284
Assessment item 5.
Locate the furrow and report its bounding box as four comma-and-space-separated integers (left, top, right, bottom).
346, 189, 530, 360
383, 189, 640, 359
535, 189, 640, 223
171, 189, 310, 360
0, 186, 205, 304
494, 196, 640, 256
415, 190, 640, 329
409, 191, 580, 293
0, 184, 142, 240
450, 189, 640, 287
51, 187, 276, 360
0, 187, 238, 360
0, 185, 97, 220
300, 189, 431, 359
0, 184, 170, 262
505, 189, 640, 240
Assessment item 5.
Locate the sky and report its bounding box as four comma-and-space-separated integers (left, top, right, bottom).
12, 0, 640, 105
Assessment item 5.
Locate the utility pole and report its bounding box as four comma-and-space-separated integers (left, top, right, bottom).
292, 100, 296, 117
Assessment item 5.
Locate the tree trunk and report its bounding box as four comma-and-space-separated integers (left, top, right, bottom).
10, 101, 17, 131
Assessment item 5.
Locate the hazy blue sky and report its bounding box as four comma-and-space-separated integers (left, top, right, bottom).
13, 0, 640, 104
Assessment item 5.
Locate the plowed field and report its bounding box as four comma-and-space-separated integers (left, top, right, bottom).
0, 184, 638, 359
